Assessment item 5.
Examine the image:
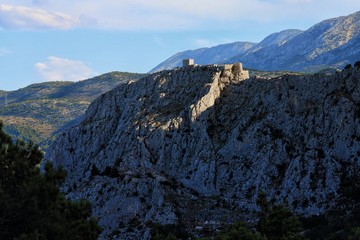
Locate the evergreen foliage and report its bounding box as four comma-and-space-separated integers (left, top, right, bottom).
0, 122, 102, 240
256, 192, 304, 240
151, 223, 191, 240
348, 227, 360, 240
213, 222, 265, 240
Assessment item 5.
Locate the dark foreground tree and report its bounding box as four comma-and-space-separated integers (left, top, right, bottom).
256, 192, 304, 240
208, 193, 304, 240
0, 122, 102, 240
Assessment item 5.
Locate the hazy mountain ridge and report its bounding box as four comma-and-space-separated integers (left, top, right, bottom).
151, 11, 360, 73
236, 11, 360, 71
150, 41, 256, 72
0, 72, 145, 148
47, 65, 360, 239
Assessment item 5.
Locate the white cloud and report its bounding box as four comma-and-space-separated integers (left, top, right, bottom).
0, 4, 78, 30
1, 0, 360, 31
34, 56, 97, 82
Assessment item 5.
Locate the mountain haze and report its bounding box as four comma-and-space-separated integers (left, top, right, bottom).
151, 11, 360, 72
150, 42, 256, 72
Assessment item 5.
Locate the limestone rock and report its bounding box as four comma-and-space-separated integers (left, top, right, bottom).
46, 66, 360, 239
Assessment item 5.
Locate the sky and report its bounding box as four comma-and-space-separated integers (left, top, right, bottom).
1, 0, 360, 91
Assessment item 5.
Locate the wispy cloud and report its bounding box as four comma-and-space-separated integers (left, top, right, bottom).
34, 56, 97, 82
1, 0, 360, 30
0, 4, 78, 30
0, 48, 11, 56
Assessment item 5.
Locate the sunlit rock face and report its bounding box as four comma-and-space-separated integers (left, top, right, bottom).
47, 65, 360, 239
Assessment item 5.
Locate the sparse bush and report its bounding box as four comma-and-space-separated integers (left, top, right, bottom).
256, 192, 304, 240
214, 222, 265, 240
348, 227, 360, 240
151, 223, 191, 240
344, 64, 352, 70
354, 61, 360, 69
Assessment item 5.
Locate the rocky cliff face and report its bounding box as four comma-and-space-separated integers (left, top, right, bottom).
47, 65, 360, 239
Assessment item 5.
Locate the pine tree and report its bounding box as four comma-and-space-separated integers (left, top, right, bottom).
0, 121, 102, 240
256, 192, 304, 240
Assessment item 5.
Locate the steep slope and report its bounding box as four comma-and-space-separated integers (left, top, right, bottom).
47, 65, 360, 239
149, 42, 256, 72
152, 11, 360, 73
234, 11, 360, 71
0, 72, 145, 149
249, 29, 303, 49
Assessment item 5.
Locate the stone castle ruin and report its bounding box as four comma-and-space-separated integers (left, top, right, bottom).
182, 58, 249, 81
183, 58, 195, 67
223, 62, 249, 80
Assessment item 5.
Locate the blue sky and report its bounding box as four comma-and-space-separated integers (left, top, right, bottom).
1, 0, 360, 91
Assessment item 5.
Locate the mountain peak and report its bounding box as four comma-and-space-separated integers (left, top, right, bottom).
257, 29, 303, 47
152, 11, 360, 73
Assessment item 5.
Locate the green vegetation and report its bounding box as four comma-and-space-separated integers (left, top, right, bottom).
348, 227, 360, 240
151, 223, 191, 240
152, 192, 360, 240
0, 122, 102, 239
211, 222, 265, 240
256, 192, 304, 240
211, 193, 304, 240
152, 193, 304, 240
0, 72, 146, 150
248, 69, 304, 79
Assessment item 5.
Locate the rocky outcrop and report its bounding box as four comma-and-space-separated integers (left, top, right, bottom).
46, 65, 360, 239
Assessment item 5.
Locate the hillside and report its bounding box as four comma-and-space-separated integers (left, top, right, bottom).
46, 64, 360, 239
0, 72, 146, 149
151, 11, 360, 73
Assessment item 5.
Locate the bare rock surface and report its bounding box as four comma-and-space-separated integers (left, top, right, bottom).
46, 65, 360, 239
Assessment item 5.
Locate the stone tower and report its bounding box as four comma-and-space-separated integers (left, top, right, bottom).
183, 59, 195, 67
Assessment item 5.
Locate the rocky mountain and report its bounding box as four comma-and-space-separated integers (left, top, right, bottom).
46, 64, 360, 239
0, 72, 145, 149
151, 11, 360, 73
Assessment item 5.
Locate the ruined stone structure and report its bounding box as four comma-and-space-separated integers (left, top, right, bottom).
183, 58, 195, 67
182, 59, 249, 81
221, 62, 249, 81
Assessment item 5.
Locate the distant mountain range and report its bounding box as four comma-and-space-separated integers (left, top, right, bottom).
0, 72, 145, 149
150, 11, 360, 73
